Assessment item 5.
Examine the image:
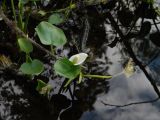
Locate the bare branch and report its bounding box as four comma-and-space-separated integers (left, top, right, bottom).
100, 97, 160, 108
106, 12, 160, 98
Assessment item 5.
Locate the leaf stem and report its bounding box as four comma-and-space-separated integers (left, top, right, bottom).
11, 0, 17, 23
64, 79, 73, 87
18, 2, 24, 30
83, 74, 112, 79
50, 45, 55, 55
26, 54, 32, 63
78, 72, 83, 84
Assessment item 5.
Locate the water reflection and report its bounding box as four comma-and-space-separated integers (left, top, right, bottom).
80, 62, 160, 120
79, 19, 160, 119
0, 70, 54, 120
1, 1, 160, 120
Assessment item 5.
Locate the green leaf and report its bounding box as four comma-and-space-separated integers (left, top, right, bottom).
54, 58, 81, 79
36, 79, 47, 91
36, 79, 52, 95
19, 0, 40, 4
19, 0, 29, 4
20, 59, 44, 75
48, 13, 65, 25
18, 37, 33, 53
35, 21, 67, 46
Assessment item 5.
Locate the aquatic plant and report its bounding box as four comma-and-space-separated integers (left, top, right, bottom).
0, 0, 112, 95
3, 0, 158, 98
54, 53, 112, 87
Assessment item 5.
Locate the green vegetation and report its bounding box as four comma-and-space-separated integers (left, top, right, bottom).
0, 0, 112, 95
35, 21, 67, 46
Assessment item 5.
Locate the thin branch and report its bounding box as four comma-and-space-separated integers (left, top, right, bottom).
153, 19, 160, 32
81, 16, 90, 51
0, 8, 55, 58
117, 21, 160, 28
106, 12, 160, 98
68, 85, 74, 100
100, 97, 160, 108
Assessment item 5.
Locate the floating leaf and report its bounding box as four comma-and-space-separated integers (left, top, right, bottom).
20, 59, 44, 75
36, 79, 52, 95
35, 21, 67, 46
48, 13, 65, 25
54, 58, 81, 79
18, 37, 33, 53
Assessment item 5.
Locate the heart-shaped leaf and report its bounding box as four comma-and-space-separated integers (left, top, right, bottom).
18, 37, 33, 53
35, 21, 67, 46
54, 58, 81, 79
20, 59, 44, 75
48, 13, 65, 25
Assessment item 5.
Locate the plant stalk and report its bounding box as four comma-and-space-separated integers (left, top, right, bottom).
11, 0, 17, 23
83, 74, 112, 79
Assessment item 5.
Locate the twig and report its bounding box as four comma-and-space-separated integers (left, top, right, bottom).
106, 12, 160, 98
81, 16, 90, 51
0, 8, 55, 58
100, 97, 160, 108
153, 19, 160, 32
68, 85, 74, 100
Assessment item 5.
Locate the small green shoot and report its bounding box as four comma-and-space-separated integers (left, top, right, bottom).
48, 13, 65, 25
36, 79, 52, 95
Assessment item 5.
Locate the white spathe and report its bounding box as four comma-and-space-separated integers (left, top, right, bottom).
69, 53, 88, 65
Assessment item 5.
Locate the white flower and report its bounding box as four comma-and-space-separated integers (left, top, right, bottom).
69, 53, 88, 65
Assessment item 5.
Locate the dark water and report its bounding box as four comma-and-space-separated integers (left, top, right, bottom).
1, 40, 160, 120
1, 34, 160, 120
1, 1, 160, 120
